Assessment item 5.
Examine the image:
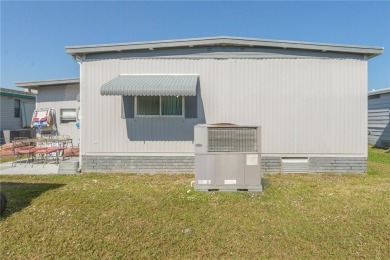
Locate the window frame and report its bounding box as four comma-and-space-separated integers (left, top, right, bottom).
60, 108, 77, 124
135, 96, 185, 117
14, 99, 21, 118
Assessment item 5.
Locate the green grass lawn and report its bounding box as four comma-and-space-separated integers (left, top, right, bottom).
0, 154, 16, 164
0, 147, 389, 259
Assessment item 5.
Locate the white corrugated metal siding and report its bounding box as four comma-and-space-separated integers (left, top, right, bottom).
37, 84, 80, 144
81, 58, 367, 157
368, 92, 390, 147
0, 96, 35, 131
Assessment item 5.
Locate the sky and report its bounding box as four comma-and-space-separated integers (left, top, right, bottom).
1, 1, 389, 91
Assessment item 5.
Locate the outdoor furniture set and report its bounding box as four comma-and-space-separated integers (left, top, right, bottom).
0, 136, 74, 167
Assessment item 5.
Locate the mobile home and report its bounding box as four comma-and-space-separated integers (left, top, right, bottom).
15, 78, 80, 145
0, 88, 36, 144
368, 88, 390, 148
64, 36, 383, 173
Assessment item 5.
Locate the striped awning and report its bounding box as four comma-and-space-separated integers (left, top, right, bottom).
100, 75, 198, 96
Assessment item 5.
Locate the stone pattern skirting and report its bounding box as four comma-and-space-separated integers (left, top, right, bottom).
82, 156, 195, 173
261, 156, 366, 174
261, 157, 282, 173
309, 157, 366, 173
82, 155, 366, 174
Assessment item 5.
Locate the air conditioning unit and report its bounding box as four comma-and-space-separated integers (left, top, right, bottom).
194, 124, 262, 192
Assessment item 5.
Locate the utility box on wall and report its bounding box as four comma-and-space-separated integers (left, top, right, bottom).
194, 124, 262, 192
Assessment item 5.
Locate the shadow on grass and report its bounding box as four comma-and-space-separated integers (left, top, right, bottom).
0, 182, 64, 220
371, 145, 390, 152
261, 177, 271, 190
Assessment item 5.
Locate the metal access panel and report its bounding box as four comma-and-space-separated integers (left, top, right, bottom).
194, 124, 262, 192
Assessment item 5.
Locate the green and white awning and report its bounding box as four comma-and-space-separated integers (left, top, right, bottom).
101, 75, 198, 96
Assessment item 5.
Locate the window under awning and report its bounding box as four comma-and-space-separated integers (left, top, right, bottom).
100, 75, 198, 96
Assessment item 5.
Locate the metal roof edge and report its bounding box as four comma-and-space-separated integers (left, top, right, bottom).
15, 78, 80, 89
0, 88, 36, 99
64, 36, 384, 58
368, 87, 390, 95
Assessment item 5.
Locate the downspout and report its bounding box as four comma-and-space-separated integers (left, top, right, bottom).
73, 54, 84, 172
34, 88, 38, 130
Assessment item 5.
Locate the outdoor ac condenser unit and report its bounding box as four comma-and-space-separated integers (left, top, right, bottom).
194, 124, 262, 192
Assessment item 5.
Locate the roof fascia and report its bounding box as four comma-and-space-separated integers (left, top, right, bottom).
0, 91, 36, 100
368, 88, 390, 96
65, 36, 384, 59
15, 78, 80, 89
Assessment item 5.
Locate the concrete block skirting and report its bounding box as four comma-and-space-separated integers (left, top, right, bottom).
309, 157, 367, 173
81, 156, 366, 174
261, 157, 282, 174
82, 155, 195, 173
261, 156, 367, 174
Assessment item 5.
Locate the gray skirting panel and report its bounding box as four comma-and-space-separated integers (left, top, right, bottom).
82, 155, 195, 173
309, 157, 366, 173
81, 156, 366, 174
262, 156, 366, 174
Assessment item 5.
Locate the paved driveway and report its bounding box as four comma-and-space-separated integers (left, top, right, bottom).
0, 161, 59, 175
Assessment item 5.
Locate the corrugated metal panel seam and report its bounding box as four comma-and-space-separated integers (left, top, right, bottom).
100, 74, 198, 96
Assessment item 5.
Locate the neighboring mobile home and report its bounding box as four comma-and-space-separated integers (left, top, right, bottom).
64, 36, 383, 173
0, 88, 36, 144
15, 78, 80, 145
368, 88, 390, 148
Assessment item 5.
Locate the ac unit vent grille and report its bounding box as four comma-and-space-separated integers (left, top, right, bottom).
208, 127, 257, 152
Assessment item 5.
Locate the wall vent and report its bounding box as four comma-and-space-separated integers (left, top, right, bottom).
282, 158, 309, 173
